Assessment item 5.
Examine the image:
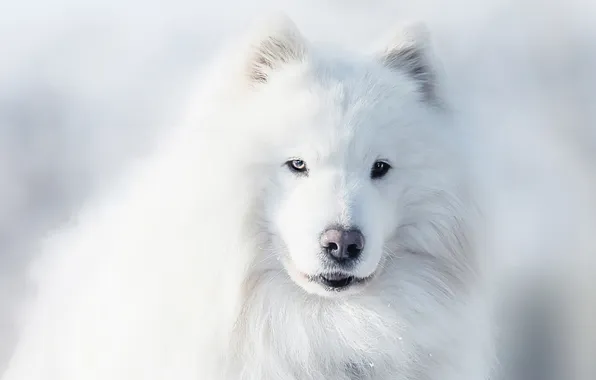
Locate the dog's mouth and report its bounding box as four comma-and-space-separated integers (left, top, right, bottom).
283, 258, 376, 296
319, 273, 354, 289
306, 272, 372, 291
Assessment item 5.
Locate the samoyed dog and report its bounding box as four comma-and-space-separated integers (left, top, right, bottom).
2, 15, 494, 380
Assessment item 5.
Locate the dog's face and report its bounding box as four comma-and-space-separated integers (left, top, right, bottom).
236, 17, 449, 297
269, 109, 405, 296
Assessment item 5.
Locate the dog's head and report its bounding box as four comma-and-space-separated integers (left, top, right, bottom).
226, 15, 465, 297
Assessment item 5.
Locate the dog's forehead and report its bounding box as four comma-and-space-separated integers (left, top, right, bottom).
264, 56, 424, 164
298, 79, 406, 157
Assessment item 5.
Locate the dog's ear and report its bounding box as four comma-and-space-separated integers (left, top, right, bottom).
376, 22, 436, 101
245, 14, 307, 84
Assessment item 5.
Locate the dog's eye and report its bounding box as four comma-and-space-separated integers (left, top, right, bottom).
370, 161, 391, 179
286, 159, 308, 175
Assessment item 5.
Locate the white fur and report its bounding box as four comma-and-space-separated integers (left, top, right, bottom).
2, 15, 494, 380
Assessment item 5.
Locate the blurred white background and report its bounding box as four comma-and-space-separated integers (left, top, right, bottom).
1, 0, 596, 378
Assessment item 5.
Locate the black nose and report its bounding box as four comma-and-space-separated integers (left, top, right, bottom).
320, 228, 365, 264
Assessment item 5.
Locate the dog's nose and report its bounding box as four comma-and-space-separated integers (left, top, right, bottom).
320, 228, 365, 263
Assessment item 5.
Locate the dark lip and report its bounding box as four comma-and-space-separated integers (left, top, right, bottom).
307, 272, 373, 291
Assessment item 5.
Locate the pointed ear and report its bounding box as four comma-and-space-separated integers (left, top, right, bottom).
377, 22, 436, 101
245, 14, 307, 84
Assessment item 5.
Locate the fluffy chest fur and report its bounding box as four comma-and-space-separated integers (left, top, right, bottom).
221, 267, 484, 380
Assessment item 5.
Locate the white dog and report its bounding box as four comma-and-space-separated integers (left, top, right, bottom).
2, 15, 494, 380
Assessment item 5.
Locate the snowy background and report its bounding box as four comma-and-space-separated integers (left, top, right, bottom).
1, 0, 596, 378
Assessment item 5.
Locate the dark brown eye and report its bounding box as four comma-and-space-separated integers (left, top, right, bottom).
286, 159, 308, 174
370, 161, 391, 179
